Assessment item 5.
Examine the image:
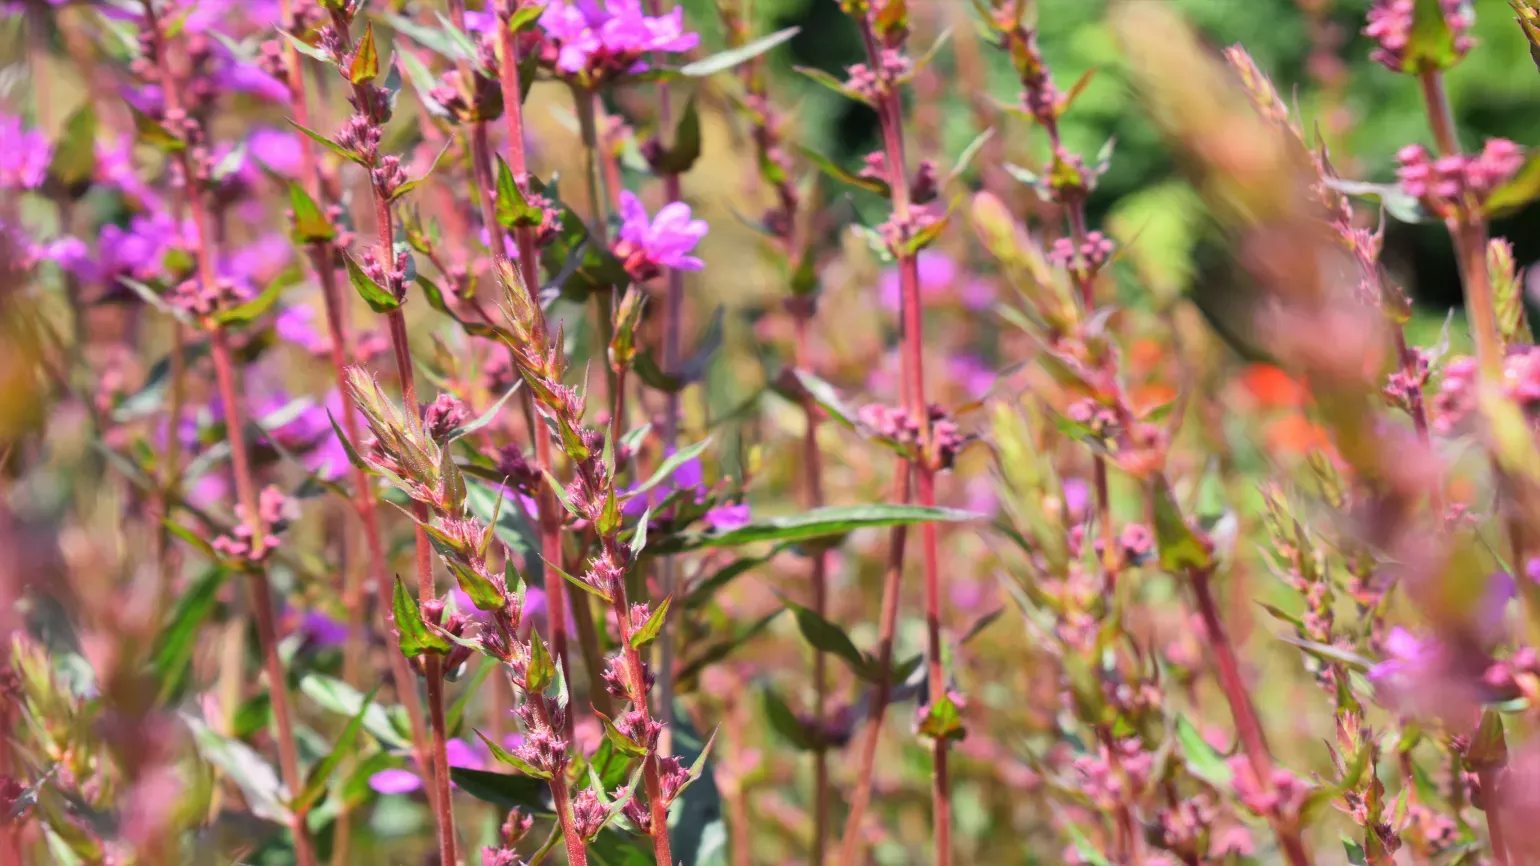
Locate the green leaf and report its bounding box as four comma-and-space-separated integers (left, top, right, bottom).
761, 686, 815, 750
212, 278, 284, 326
598, 713, 649, 757
793, 65, 869, 105
450, 767, 553, 814
392, 575, 451, 657
629, 595, 671, 649
293, 686, 378, 813
326, 408, 370, 472
1277, 636, 1373, 672
783, 597, 874, 680
945, 127, 994, 186
278, 29, 333, 64
628, 507, 651, 558
630, 438, 712, 497
680, 26, 800, 77
119, 277, 194, 325
653, 94, 702, 174
47, 103, 97, 192
300, 674, 411, 750
1405, 0, 1466, 73
184, 713, 292, 824
902, 193, 958, 255
1174, 713, 1233, 788
526, 631, 556, 693
392, 136, 455, 201
349, 22, 379, 83
677, 609, 782, 685
288, 182, 336, 243
508, 3, 546, 33
1485, 151, 1540, 218
684, 546, 787, 610
1150, 475, 1212, 573
660, 503, 981, 553
150, 567, 228, 702
342, 251, 402, 312
474, 729, 552, 779
1325, 177, 1431, 224
544, 554, 606, 606
131, 106, 184, 152
286, 118, 367, 165
446, 557, 504, 613
163, 519, 218, 560
798, 144, 888, 195
495, 154, 543, 228
917, 691, 966, 742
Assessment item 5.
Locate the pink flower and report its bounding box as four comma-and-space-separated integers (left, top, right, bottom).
248, 127, 302, 177
539, 0, 698, 80
704, 502, 752, 531
613, 191, 707, 280
0, 114, 50, 190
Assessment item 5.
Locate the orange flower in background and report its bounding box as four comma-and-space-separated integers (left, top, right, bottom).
1265, 413, 1332, 456
1239, 363, 1308, 409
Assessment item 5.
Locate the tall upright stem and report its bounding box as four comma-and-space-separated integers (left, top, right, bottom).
209, 329, 317, 866
274, 6, 433, 851
639, 0, 688, 747
141, 4, 313, 862
309, 3, 460, 855
793, 313, 829, 865
856, 17, 952, 864
493, 1, 580, 735
1190, 567, 1311, 866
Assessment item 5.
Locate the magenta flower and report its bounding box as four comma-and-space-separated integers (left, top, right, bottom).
247, 127, 302, 177
704, 502, 752, 531
0, 114, 51, 190
538, 0, 699, 81
613, 191, 708, 280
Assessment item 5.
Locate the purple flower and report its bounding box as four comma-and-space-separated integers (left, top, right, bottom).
96, 136, 162, 208
100, 213, 193, 281
623, 452, 704, 518
878, 250, 957, 311
248, 127, 302, 177
704, 502, 752, 531
539, 0, 699, 80
275, 305, 331, 355
368, 768, 423, 795
1368, 627, 1431, 684
41, 237, 100, 282
613, 191, 707, 280
947, 354, 996, 399
369, 737, 486, 795
0, 114, 50, 190
300, 610, 349, 647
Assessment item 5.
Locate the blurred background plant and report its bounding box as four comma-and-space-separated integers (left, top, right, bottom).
6, 0, 1540, 863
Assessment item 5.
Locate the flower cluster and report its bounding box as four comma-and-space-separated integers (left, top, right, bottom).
1364, 0, 1473, 73
212, 486, 295, 562
537, 0, 699, 84
1396, 139, 1525, 217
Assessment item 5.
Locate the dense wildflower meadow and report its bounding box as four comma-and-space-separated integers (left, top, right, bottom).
13, 0, 1540, 863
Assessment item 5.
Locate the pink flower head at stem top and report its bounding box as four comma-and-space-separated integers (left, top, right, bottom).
613, 190, 707, 281
538, 0, 699, 84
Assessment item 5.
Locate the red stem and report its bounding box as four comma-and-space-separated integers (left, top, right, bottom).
142, 6, 314, 862
794, 313, 830, 865
493, 0, 578, 752
1190, 567, 1311, 866
275, 3, 433, 842
836, 471, 912, 863
856, 17, 952, 865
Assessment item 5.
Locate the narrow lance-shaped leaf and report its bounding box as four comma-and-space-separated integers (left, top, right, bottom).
286, 118, 368, 166
680, 26, 801, 77
343, 251, 402, 312
1150, 475, 1212, 573
629, 595, 671, 649
212, 278, 284, 326
288, 182, 336, 243
293, 686, 379, 813
782, 597, 872, 680
349, 22, 379, 83
392, 575, 452, 657
473, 729, 552, 779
